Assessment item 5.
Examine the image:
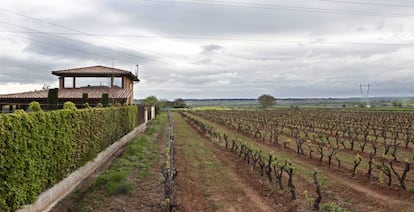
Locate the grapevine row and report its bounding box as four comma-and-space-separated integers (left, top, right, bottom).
180, 112, 323, 209
189, 110, 413, 191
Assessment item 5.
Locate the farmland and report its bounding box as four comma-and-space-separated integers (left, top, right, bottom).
6, 107, 414, 211
175, 109, 414, 211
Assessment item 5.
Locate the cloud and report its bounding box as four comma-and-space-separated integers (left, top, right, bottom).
200, 44, 223, 54
1, 0, 414, 99
0, 55, 55, 83
98, 0, 370, 36
24, 34, 154, 64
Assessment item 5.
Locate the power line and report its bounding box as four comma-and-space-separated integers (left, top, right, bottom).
318, 0, 414, 8
138, 0, 414, 18
11, 34, 128, 63
0, 21, 146, 63
0, 7, 171, 64
0, 30, 413, 47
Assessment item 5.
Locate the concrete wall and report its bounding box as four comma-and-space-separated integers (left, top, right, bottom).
17, 123, 147, 212
144, 107, 148, 123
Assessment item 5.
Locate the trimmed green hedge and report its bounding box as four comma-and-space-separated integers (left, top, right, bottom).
0, 106, 137, 211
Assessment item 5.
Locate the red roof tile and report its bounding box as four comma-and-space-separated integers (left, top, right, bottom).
52, 65, 139, 81
0, 87, 132, 100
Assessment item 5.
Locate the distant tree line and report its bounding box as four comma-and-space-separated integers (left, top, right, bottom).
141, 96, 188, 111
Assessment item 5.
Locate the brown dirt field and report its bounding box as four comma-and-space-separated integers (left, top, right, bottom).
173, 112, 286, 211
192, 113, 414, 212
179, 113, 338, 211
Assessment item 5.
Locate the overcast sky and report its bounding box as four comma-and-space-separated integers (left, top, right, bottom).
0, 0, 414, 100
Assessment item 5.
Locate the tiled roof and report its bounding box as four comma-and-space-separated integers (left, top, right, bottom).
0, 87, 132, 100
52, 65, 139, 81
0, 90, 49, 99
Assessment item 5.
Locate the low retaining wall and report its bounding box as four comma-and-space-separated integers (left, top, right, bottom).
17, 123, 147, 212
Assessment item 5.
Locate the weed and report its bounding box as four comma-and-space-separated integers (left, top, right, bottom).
107, 179, 133, 195
71, 113, 165, 210
322, 202, 347, 212
213, 201, 224, 210
94, 171, 132, 195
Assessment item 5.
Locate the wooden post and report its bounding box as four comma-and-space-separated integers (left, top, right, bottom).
9, 105, 13, 112
0, 104, 3, 112
110, 77, 114, 88
59, 77, 65, 89
73, 77, 76, 88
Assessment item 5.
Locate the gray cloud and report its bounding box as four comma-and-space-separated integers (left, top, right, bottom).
24, 34, 154, 64
200, 44, 223, 54
0, 55, 55, 83
98, 0, 383, 36
1, 0, 414, 99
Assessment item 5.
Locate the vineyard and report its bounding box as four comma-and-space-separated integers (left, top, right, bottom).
8, 108, 414, 211
180, 109, 414, 211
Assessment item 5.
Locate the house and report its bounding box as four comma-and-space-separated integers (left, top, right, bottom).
0, 65, 139, 112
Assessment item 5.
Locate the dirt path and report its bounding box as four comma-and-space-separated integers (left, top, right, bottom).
192, 113, 414, 211
173, 113, 279, 211
54, 116, 168, 212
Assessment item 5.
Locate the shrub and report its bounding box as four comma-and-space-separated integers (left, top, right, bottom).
0, 106, 137, 211
96, 103, 103, 108
82, 93, 89, 105
63, 101, 77, 110
102, 93, 109, 107
47, 88, 58, 110
83, 102, 91, 109
13, 109, 26, 115
28, 101, 42, 112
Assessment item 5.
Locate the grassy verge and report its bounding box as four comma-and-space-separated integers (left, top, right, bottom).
71, 113, 166, 211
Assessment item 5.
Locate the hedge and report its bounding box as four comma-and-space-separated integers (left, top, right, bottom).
0, 106, 137, 211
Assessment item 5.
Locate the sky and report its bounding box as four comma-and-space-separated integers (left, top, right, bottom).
0, 0, 414, 100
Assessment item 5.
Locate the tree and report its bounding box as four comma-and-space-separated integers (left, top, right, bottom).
101, 93, 109, 107
258, 94, 276, 108
392, 101, 402, 108
142, 95, 159, 106
82, 93, 89, 105
47, 88, 59, 110
142, 95, 161, 114
173, 98, 187, 108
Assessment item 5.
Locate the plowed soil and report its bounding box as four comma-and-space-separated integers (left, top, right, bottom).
191, 112, 414, 212
173, 113, 287, 211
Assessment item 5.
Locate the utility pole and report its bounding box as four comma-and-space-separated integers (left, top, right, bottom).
360, 84, 370, 108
